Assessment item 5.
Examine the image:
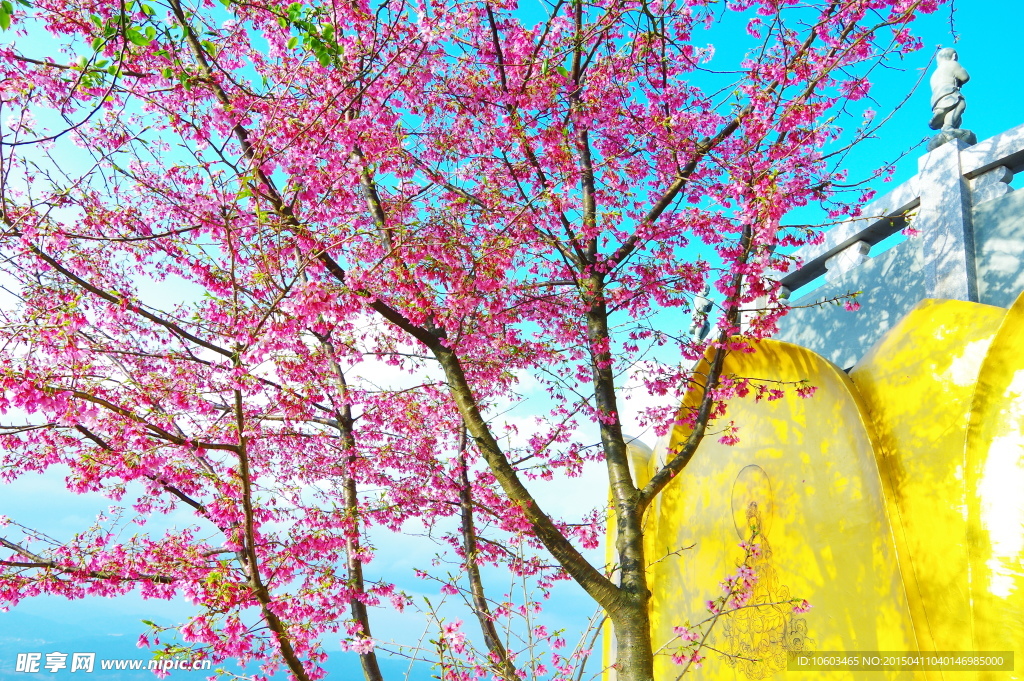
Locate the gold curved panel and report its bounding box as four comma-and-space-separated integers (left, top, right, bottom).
648, 340, 919, 680
849, 299, 1007, 663
965, 290, 1024, 680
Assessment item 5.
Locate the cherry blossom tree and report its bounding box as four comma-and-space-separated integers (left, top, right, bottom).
0, 0, 938, 679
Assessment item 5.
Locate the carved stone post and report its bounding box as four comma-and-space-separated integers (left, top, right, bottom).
915, 138, 978, 302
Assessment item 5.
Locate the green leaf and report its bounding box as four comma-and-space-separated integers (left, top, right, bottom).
127, 28, 151, 46
141, 3, 154, 14
91, 36, 104, 50
0, 5, 10, 30
555, 66, 569, 78
161, 66, 172, 79
286, 35, 298, 49
145, 25, 155, 40
317, 50, 330, 67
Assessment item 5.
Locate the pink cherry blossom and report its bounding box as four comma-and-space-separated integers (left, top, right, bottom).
0, 0, 929, 678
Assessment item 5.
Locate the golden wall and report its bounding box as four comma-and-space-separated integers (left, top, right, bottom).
622, 292, 1024, 680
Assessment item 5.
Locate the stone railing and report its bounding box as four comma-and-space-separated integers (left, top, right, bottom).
773, 122, 1024, 368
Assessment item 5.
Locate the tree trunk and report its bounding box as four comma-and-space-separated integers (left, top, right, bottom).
609, 598, 656, 681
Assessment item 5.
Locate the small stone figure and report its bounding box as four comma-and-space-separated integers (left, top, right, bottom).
688, 285, 713, 341
929, 48, 968, 129
927, 48, 977, 150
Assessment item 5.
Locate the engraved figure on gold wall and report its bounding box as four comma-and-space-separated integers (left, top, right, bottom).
719, 466, 812, 679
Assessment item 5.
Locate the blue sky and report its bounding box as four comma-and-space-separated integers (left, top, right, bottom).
815, 3, 1024, 187
2, 0, 1023, 679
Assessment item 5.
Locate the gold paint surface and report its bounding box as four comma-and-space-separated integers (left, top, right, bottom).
965, 291, 1024, 681
850, 299, 1006, 661
607, 297, 1024, 680
647, 340, 919, 680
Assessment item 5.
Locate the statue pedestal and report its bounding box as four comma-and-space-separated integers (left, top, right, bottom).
927, 127, 977, 151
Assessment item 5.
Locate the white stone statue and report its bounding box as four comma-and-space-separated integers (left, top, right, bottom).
926, 48, 976, 151
929, 48, 969, 131
688, 285, 713, 340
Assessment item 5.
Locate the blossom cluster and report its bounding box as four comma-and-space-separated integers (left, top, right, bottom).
0, 0, 932, 676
